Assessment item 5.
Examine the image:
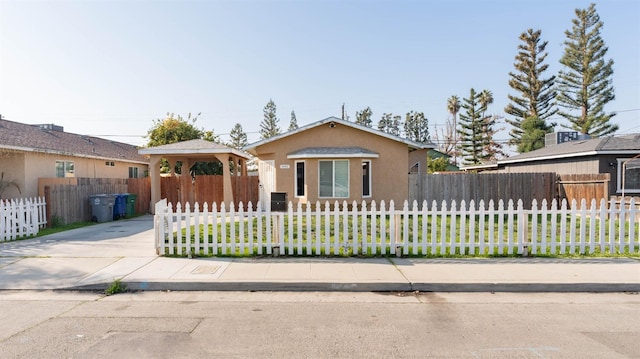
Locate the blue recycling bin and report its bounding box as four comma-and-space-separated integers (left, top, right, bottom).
113, 194, 128, 219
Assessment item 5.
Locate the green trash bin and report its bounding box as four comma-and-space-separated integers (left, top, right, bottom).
126, 193, 137, 217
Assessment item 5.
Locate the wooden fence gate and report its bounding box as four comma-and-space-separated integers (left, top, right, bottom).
161, 175, 259, 210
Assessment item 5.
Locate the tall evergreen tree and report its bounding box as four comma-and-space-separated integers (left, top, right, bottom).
517, 116, 548, 153
404, 111, 430, 143
228, 123, 248, 150
288, 110, 298, 131
260, 99, 281, 139
556, 3, 617, 137
505, 29, 556, 151
458, 89, 485, 165
377, 113, 401, 136
355, 107, 373, 127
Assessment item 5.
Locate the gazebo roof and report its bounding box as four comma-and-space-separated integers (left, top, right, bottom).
139, 139, 251, 159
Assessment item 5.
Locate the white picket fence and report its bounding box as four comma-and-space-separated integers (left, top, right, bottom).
153, 197, 640, 257
0, 197, 47, 241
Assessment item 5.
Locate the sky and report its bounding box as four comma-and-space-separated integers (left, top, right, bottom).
1, 0, 639, 151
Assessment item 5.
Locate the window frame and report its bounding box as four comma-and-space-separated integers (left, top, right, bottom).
55, 160, 75, 178
318, 159, 350, 199
294, 160, 305, 198
129, 167, 139, 178
617, 158, 640, 194
362, 160, 372, 198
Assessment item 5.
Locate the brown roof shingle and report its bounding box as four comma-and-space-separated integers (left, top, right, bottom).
0, 118, 148, 164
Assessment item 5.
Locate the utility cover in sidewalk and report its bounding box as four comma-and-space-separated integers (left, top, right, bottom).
191, 265, 220, 275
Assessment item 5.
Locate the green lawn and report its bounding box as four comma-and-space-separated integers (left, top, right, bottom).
161, 213, 640, 258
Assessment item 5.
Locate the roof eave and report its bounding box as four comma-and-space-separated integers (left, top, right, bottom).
0, 144, 149, 164
287, 153, 380, 159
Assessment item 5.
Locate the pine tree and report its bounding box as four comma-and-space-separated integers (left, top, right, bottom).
505, 29, 556, 152
288, 110, 298, 131
458, 89, 484, 165
260, 99, 281, 139
404, 111, 430, 143
517, 116, 548, 153
377, 113, 401, 136
355, 107, 373, 127
228, 123, 248, 150
556, 3, 617, 137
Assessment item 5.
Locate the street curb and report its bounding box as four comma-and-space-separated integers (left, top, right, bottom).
67, 281, 640, 293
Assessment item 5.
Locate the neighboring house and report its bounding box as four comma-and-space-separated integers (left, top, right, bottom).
463, 133, 640, 196
427, 149, 459, 172
243, 116, 435, 209
0, 118, 149, 199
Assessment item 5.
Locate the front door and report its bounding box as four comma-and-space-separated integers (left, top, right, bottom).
258, 160, 275, 211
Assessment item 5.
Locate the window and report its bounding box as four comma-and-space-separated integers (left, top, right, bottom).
618, 158, 640, 193
319, 160, 349, 198
362, 160, 371, 197
129, 167, 139, 178
295, 161, 305, 197
105, 161, 115, 167
55, 161, 74, 178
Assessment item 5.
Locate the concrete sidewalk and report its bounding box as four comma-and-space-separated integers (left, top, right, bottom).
1, 215, 638, 292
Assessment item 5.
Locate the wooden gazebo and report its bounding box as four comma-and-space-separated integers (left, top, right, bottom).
139, 139, 252, 214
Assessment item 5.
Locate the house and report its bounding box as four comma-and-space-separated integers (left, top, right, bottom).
463, 133, 640, 196
427, 149, 459, 172
243, 116, 435, 209
0, 118, 149, 199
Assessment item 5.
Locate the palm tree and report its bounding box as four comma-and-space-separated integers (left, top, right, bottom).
0, 172, 21, 199
478, 89, 494, 117
447, 95, 461, 166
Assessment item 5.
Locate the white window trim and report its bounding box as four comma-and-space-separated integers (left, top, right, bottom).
294, 160, 305, 198
362, 160, 372, 198
318, 159, 350, 199
617, 158, 640, 193
56, 160, 75, 178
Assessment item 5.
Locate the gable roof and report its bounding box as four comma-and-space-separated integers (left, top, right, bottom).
499, 134, 640, 165
0, 118, 148, 164
138, 139, 251, 159
243, 116, 435, 153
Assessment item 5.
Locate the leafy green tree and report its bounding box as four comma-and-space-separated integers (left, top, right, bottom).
427, 156, 450, 173
288, 110, 298, 131
260, 99, 281, 139
228, 123, 248, 150
404, 111, 430, 143
355, 107, 373, 127
505, 29, 556, 151
146, 112, 203, 147
377, 113, 401, 136
518, 116, 548, 153
146, 112, 222, 175
458, 89, 485, 165
556, 3, 617, 137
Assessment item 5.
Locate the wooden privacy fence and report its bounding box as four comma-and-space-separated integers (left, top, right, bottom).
161, 175, 259, 210
558, 173, 610, 206
410, 173, 556, 208
43, 177, 150, 225
154, 198, 639, 257
1, 197, 47, 241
